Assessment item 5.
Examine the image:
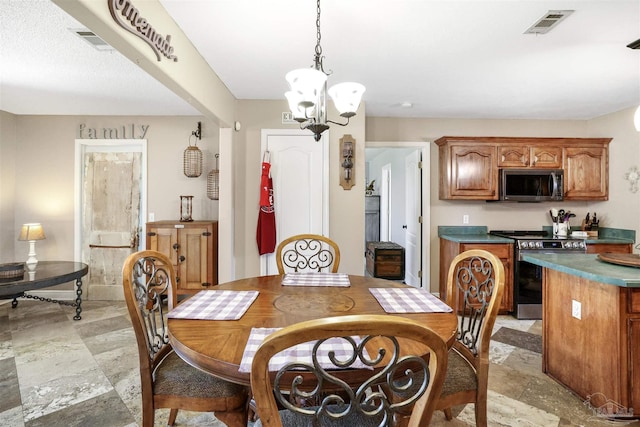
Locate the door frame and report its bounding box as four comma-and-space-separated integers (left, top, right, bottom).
259, 129, 330, 275
74, 139, 148, 262
365, 141, 430, 288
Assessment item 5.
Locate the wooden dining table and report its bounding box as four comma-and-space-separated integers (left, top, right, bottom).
167, 274, 458, 386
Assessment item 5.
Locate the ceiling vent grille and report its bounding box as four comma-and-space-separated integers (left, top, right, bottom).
70, 28, 114, 51
524, 10, 574, 34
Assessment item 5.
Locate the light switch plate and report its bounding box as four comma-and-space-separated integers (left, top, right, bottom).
572, 300, 581, 319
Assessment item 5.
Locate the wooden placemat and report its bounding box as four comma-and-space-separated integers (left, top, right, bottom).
597, 253, 640, 268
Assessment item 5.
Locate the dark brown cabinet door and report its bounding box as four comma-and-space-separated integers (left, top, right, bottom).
443, 145, 498, 200
564, 146, 608, 200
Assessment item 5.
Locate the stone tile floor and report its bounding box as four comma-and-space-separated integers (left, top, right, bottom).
1, 299, 638, 426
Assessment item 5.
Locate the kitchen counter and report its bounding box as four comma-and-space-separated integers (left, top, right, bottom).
437, 226, 513, 243
531, 252, 640, 414
522, 253, 640, 288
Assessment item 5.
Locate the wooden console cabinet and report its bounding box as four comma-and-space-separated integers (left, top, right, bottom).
146, 220, 218, 294
435, 136, 611, 201
439, 239, 513, 314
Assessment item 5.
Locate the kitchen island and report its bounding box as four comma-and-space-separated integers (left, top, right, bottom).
523, 253, 640, 417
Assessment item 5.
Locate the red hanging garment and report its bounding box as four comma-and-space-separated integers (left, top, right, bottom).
256, 158, 276, 255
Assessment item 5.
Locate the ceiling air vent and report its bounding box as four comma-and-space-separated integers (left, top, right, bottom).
70, 28, 114, 51
627, 38, 640, 49
524, 10, 574, 34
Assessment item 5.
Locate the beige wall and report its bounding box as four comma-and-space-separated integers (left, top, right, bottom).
1, 106, 638, 293
7, 114, 218, 277
366, 108, 640, 290
234, 100, 366, 278
0, 111, 17, 263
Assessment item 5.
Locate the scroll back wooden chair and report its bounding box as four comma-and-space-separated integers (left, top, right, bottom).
435, 249, 505, 426
122, 250, 249, 427
250, 314, 448, 427
275, 234, 341, 274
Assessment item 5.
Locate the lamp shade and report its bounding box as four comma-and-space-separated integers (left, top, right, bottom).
328, 82, 366, 117
18, 223, 46, 241
285, 68, 327, 108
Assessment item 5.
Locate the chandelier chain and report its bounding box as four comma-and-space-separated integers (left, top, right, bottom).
315, 0, 322, 58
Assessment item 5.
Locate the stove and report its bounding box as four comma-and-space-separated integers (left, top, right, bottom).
489, 230, 586, 319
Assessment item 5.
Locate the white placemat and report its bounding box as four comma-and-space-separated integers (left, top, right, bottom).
370, 287, 453, 313
281, 273, 350, 287
167, 290, 259, 320
239, 327, 370, 373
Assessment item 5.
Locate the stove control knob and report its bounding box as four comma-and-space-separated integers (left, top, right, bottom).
536, 242, 543, 248
521, 242, 528, 249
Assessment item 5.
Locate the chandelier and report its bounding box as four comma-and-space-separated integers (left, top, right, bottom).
285, 0, 365, 141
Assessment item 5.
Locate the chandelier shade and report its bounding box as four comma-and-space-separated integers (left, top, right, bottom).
328, 82, 366, 117
285, 0, 365, 141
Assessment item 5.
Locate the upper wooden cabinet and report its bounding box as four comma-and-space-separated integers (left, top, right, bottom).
437, 138, 499, 200
564, 146, 608, 200
498, 145, 562, 168
435, 136, 611, 201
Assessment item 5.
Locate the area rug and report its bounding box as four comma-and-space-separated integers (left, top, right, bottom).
491, 327, 542, 354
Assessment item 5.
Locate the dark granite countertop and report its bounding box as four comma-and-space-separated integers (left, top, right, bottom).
522, 253, 640, 288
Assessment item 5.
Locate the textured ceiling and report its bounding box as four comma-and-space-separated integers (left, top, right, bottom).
1, 0, 639, 120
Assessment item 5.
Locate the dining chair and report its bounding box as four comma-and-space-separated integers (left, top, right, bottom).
122, 250, 250, 427
275, 233, 341, 274
434, 248, 505, 426
250, 314, 448, 427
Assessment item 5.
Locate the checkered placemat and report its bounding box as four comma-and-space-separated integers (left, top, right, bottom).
369, 287, 453, 313
281, 273, 350, 287
167, 290, 259, 320
238, 328, 370, 373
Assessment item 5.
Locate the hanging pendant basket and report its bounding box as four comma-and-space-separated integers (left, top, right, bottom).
183, 141, 203, 178
207, 154, 220, 200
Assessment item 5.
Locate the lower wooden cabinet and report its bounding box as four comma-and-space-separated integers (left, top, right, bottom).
146, 220, 218, 294
439, 239, 513, 314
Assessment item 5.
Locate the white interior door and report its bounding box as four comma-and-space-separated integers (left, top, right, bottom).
404, 150, 422, 287
260, 130, 328, 275
380, 164, 391, 241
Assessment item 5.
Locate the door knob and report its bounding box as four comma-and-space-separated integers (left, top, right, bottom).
402, 225, 408, 229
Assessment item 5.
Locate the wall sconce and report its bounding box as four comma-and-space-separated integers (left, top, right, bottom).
18, 223, 46, 271
183, 122, 203, 177
340, 134, 356, 190
180, 196, 193, 222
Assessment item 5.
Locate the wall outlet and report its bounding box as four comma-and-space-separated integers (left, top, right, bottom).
149, 212, 155, 222
463, 214, 469, 224
572, 299, 581, 319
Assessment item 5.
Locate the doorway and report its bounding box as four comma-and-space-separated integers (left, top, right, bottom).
365, 143, 430, 288
74, 139, 147, 300
259, 130, 329, 275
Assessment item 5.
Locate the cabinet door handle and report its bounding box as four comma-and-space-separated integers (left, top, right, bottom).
178, 255, 186, 263
201, 282, 212, 287
173, 243, 180, 251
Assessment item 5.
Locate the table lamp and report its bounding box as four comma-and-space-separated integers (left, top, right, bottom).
18, 223, 46, 271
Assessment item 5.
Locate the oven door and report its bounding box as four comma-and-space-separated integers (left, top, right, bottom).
514, 255, 543, 319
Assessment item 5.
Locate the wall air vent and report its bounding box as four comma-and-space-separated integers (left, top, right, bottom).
524, 10, 574, 34
70, 28, 114, 51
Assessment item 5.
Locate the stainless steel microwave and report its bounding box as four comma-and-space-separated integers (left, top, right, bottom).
499, 169, 563, 202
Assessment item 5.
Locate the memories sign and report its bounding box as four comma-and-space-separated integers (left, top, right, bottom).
108, 0, 178, 62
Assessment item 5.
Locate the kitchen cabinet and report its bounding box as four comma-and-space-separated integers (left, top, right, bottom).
564, 146, 609, 200
146, 220, 218, 294
436, 136, 611, 201
498, 145, 562, 168
436, 138, 498, 200
439, 239, 513, 314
